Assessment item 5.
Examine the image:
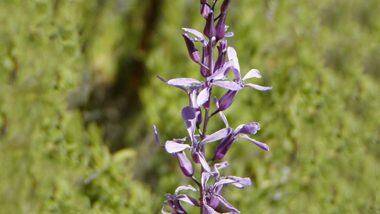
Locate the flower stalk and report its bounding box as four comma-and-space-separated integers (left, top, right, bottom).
154, 1, 272, 213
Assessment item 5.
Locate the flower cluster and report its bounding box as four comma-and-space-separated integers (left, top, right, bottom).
153, 0, 271, 213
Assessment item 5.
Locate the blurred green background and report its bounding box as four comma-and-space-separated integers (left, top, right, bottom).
0, 0, 379, 213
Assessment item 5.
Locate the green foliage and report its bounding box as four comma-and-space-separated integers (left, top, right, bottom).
0, 0, 379, 213
0, 0, 153, 213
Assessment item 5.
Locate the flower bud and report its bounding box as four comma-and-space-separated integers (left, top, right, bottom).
215, 42, 227, 70
215, 13, 227, 41
200, 46, 211, 77
200, 3, 212, 19
221, 0, 231, 14
182, 34, 200, 63
214, 134, 235, 160
218, 90, 237, 111
176, 151, 194, 177
204, 12, 215, 38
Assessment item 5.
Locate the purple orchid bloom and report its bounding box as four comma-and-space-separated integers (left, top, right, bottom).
162, 185, 199, 213
212, 122, 270, 160
153, 0, 272, 212
200, 163, 252, 214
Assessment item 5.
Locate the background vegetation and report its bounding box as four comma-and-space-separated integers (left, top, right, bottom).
0, 0, 379, 213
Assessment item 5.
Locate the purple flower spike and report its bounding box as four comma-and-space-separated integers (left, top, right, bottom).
155, 1, 272, 212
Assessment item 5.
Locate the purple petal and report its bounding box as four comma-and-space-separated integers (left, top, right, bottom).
167, 78, 202, 88
243, 69, 262, 81
227, 47, 240, 72
213, 80, 243, 91
218, 90, 237, 111
225, 32, 234, 37
189, 90, 198, 108
239, 135, 270, 151
213, 161, 229, 177
175, 185, 197, 194
214, 161, 229, 171
219, 111, 229, 127
158, 75, 186, 92
215, 43, 227, 71
166, 194, 187, 213
200, 46, 211, 77
182, 106, 197, 142
165, 141, 191, 154
196, 108, 203, 128
214, 176, 251, 191
213, 194, 240, 213
245, 83, 272, 91
214, 98, 229, 127
182, 106, 196, 121
226, 176, 252, 189
219, 39, 228, 52
197, 87, 210, 107
182, 28, 206, 44
201, 172, 211, 189
231, 67, 242, 82
209, 195, 220, 209
214, 178, 236, 188
183, 33, 201, 63
235, 122, 260, 135
196, 152, 211, 172
208, 60, 233, 81
203, 204, 218, 214
213, 134, 235, 160
202, 128, 231, 144
153, 125, 160, 145
177, 151, 194, 177
177, 194, 199, 207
